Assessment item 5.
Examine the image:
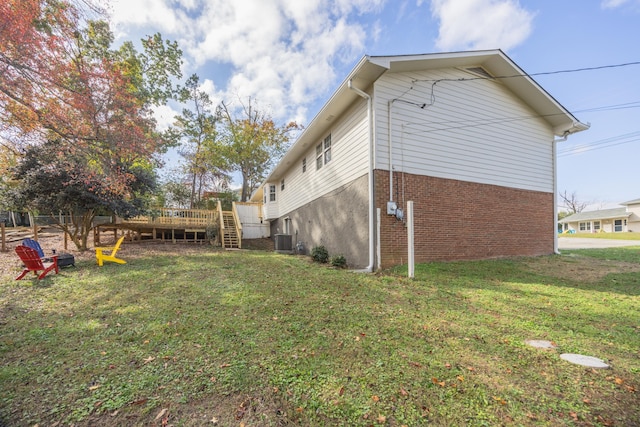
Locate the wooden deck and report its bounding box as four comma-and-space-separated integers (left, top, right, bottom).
93, 206, 243, 249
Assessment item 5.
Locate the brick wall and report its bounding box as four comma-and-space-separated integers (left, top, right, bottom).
375, 170, 554, 268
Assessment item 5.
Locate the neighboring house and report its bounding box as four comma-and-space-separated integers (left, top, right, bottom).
251, 50, 589, 269
558, 198, 640, 233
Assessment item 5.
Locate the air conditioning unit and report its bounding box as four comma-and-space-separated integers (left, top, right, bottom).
274, 234, 293, 252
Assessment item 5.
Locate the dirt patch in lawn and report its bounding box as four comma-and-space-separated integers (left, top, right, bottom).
522, 254, 640, 283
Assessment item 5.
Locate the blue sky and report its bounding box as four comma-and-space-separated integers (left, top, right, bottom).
108, 0, 640, 209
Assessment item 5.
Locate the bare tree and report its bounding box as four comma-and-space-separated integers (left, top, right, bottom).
559, 190, 589, 214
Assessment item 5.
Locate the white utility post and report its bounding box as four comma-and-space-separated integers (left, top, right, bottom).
407, 201, 414, 278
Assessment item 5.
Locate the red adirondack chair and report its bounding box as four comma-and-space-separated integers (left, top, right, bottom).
15, 245, 59, 280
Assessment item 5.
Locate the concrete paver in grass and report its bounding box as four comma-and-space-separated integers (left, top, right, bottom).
525, 339, 610, 368
525, 340, 557, 349
560, 354, 610, 368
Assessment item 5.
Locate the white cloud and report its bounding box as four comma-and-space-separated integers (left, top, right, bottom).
152, 104, 180, 131
601, 0, 630, 8
430, 0, 535, 51
109, 0, 383, 124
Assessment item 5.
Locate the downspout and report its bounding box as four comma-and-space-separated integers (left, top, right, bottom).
553, 132, 568, 255
349, 79, 375, 272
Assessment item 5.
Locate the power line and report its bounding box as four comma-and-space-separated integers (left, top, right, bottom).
557, 131, 640, 157
412, 60, 640, 84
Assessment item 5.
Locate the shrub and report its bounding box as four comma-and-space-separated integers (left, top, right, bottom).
330, 255, 347, 269
311, 245, 329, 263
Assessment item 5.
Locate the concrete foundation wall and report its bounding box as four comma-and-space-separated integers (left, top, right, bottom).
269, 174, 369, 268
375, 170, 554, 269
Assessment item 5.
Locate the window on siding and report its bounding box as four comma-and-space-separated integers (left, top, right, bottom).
316, 134, 332, 170
594, 221, 601, 231
302, 157, 306, 173
579, 222, 591, 231
615, 219, 623, 232
269, 185, 276, 202
316, 143, 323, 170
323, 134, 332, 164
281, 179, 285, 191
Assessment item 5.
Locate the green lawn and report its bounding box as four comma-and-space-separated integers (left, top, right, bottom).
560, 231, 640, 240
1, 245, 639, 426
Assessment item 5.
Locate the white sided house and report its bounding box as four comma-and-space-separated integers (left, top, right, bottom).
252, 50, 589, 269
558, 198, 640, 233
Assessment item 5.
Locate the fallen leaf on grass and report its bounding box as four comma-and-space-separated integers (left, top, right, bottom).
339, 386, 345, 396
88, 384, 101, 391
219, 363, 231, 368
154, 408, 168, 421
377, 414, 386, 423
614, 377, 624, 385
143, 356, 155, 364
492, 396, 507, 405
372, 395, 380, 402
431, 377, 445, 387
399, 387, 409, 396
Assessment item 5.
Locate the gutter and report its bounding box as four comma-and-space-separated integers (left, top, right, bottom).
348, 79, 375, 272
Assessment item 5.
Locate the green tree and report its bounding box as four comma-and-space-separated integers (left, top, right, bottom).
170, 74, 228, 208
218, 99, 300, 202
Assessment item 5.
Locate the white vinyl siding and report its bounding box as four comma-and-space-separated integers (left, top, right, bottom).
273, 99, 369, 217
373, 67, 555, 193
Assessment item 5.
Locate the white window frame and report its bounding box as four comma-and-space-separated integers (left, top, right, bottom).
316, 133, 332, 170
269, 185, 276, 202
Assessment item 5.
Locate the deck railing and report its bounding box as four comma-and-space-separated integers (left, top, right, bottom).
123, 208, 218, 228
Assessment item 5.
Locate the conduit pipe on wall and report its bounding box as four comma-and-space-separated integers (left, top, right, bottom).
348, 79, 375, 272
387, 99, 397, 202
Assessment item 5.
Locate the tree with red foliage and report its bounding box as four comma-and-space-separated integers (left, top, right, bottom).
0, 0, 182, 249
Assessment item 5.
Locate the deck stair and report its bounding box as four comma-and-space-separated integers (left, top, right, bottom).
221, 211, 240, 249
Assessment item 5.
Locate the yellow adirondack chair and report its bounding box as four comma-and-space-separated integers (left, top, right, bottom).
96, 235, 127, 266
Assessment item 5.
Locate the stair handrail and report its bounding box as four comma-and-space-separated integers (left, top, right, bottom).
217, 200, 225, 248
231, 201, 243, 249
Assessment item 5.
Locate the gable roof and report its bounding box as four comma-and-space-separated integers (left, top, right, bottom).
621, 198, 640, 206
558, 207, 631, 223
264, 49, 588, 184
